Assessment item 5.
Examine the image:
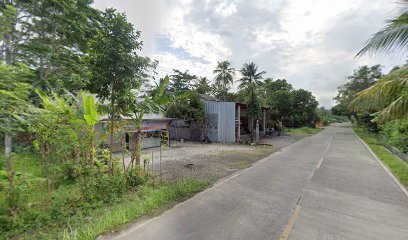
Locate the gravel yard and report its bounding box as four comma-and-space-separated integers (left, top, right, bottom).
117, 132, 310, 181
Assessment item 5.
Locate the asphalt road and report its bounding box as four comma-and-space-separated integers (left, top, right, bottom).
110, 124, 408, 240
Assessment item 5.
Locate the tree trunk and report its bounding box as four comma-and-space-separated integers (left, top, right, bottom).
5, 134, 12, 159
109, 80, 115, 176
250, 118, 254, 143
4, 22, 17, 217
4, 27, 14, 156
90, 139, 94, 164
135, 131, 142, 166
109, 113, 114, 175
130, 115, 143, 167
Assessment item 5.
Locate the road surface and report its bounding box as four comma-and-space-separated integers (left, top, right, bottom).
110, 124, 408, 240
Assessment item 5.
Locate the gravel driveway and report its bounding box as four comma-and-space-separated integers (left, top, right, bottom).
131, 132, 310, 181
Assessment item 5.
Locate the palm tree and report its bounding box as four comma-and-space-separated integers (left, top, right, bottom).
356, 3, 408, 56
354, 2, 408, 122
213, 60, 235, 100
351, 66, 408, 123
239, 62, 266, 142
239, 62, 266, 90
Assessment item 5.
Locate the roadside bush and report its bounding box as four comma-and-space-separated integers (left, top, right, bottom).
49, 184, 82, 221
11, 143, 34, 154
165, 92, 205, 124
380, 118, 408, 154
351, 114, 380, 132
82, 172, 127, 208
126, 167, 145, 189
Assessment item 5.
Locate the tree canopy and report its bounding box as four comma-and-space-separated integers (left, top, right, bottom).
165, 92, 205, 124
333, 65, 383, 117
194, 77, 212, 95
85, 8, 150, 174
169, 69, 197, 92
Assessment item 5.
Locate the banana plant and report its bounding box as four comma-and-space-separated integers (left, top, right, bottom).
82, 93, 99, 163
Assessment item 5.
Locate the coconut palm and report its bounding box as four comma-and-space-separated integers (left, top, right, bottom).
356, 3, 408, 56
351, 65, 408, 123
213, 60, 235, 100
353, 2, 408, 122
239, 62, 266, 90
239, 62, 266, 142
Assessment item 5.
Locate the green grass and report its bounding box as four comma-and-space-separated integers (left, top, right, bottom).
353, 128, 408, 188
228, 161, 252, 170
1, 153, 212, 240
0, 153, 43, 217
285, 127, 322, 134
15, 179, 211, 240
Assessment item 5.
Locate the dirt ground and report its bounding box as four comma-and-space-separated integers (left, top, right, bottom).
117, 132, 310, 181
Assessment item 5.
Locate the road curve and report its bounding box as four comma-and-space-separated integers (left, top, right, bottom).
110, 124, 408, 240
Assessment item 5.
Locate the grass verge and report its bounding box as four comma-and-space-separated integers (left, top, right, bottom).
15, 179, 211, 240
353, 128, 408, 188
285, 127, 322, 135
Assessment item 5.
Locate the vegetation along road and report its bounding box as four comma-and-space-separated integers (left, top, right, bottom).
108, 123, 408, 240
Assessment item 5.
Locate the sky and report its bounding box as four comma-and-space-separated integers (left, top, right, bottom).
93, 0, 406, 108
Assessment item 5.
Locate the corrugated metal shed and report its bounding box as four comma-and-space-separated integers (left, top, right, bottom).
203, 101, 235, 143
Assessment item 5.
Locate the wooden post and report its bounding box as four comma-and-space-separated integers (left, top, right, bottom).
237, 106, 241, 142
152, 151, 154, 188
160, 140, 162, 183
263, 109, 266, 135
256, 120, 260, 144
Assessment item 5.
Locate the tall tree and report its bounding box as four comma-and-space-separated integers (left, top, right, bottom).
169, 69, 197, 92
239, 62, 266, 89
0, 2, 17, 65
333, 65, 383, 117
239, 62, 266, 142
86, 8, 149, 175
0, 2, 19, 159
0, 62, 33, 158
0, 0, 101, 93
267, 90, 293, 125
291, 89, 318, 127
259, 78, 293, 106
262, 78, 293, 92
213, 60, 235, 100
194, 76, 212, 95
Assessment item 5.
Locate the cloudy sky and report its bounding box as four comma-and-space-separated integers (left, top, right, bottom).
93, 0, 406, 108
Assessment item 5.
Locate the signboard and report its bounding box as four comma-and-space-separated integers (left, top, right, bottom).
123, 120, 171, 133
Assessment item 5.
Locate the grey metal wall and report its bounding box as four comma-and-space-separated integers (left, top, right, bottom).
169, 127, 203, 141
203, 101, 235, 143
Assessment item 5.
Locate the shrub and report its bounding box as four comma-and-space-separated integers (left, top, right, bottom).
380, 118, 408, 154
126, 167, 145, 189
82, 171, 127, 208
165, 92, 205, 124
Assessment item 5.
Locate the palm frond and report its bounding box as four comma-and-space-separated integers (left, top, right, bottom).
374, 93, 408, 122
352, 66, 408, 103
213, 60, 235, 87
351, 66, 408, 122
357, 11, 408, 56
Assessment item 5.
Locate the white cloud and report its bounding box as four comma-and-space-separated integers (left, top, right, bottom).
93, 0, 406, 107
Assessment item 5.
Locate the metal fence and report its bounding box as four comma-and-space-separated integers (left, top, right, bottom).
203, 101, 235, 143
